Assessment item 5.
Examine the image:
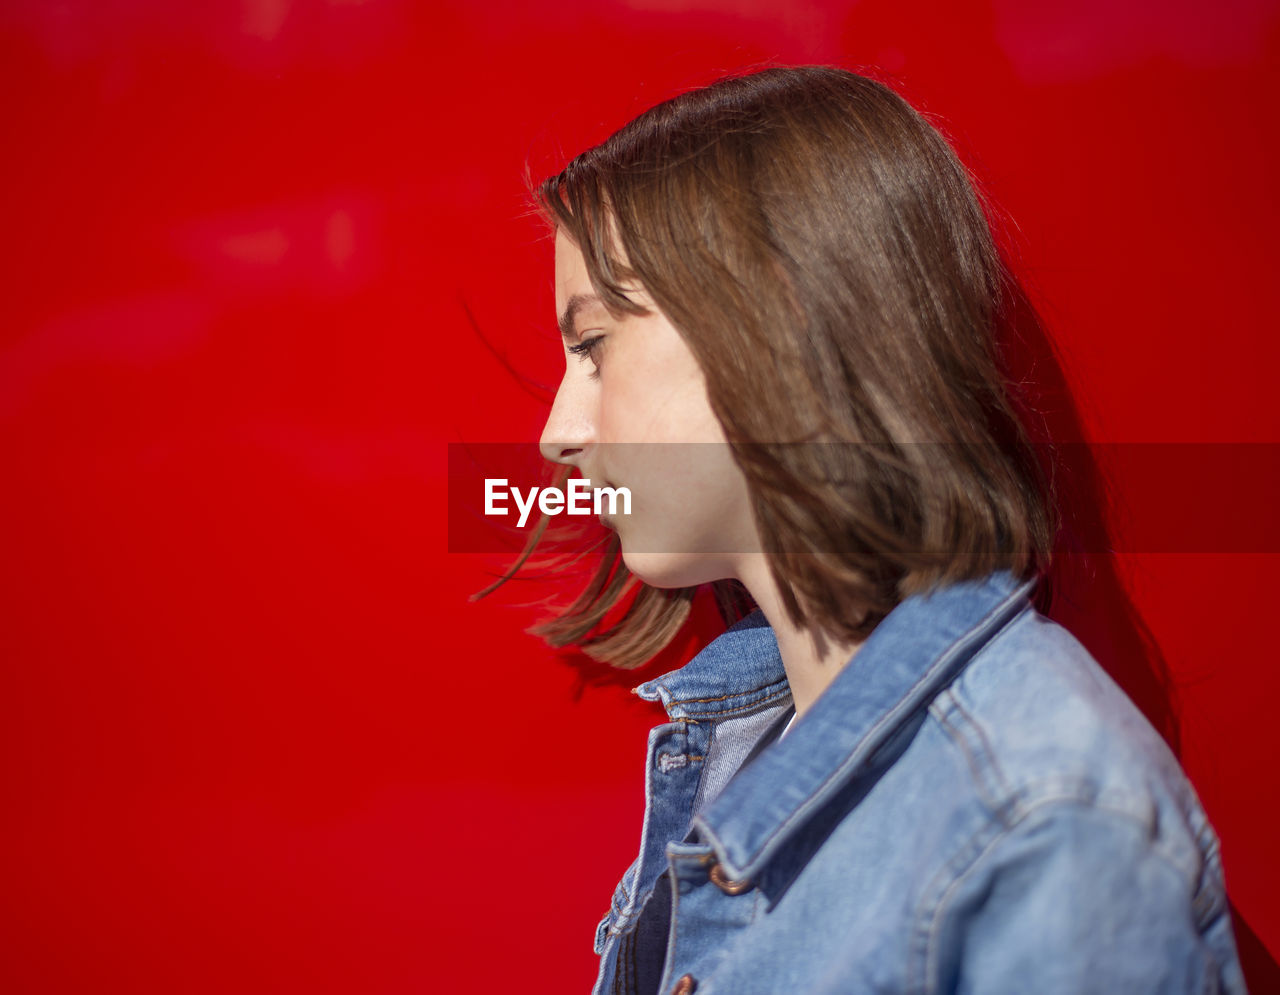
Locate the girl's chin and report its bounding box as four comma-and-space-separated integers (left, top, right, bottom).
619, 548, 730, 590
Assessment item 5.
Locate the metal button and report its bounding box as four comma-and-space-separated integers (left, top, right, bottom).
670, 974, 697, 995
708, 860, 752, 895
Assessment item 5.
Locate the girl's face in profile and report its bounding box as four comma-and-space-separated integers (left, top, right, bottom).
540, 229, 758, 589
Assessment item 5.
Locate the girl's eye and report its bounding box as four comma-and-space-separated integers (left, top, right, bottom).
567, 334, 605, 380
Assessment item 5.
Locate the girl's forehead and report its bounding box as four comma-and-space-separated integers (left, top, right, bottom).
553, 229, 652, 314
554, 229, 587, 277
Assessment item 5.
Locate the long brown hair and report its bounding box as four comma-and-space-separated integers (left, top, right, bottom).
484, 65, 1058, 669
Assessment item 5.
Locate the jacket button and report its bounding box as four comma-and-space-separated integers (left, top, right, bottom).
670, 974, 697, 995
708, 860, 752, 895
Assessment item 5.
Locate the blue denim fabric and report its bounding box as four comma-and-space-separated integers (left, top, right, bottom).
592, 570, 1246, 994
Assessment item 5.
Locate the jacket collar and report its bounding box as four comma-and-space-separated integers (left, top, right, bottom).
633, 607, 790, 720
641, 569, 1037, 882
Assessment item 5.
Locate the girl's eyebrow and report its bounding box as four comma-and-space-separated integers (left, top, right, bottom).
559, 293, 605, 343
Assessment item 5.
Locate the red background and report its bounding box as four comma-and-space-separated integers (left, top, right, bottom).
3, 1, 1278, 991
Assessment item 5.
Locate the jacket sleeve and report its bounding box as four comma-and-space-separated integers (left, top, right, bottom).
917, 798, 1243, 995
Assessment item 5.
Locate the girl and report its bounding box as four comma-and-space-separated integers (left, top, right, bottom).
509, 66, 1245, 994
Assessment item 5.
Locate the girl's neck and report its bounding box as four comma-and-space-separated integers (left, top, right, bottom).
735, 556, 866, 718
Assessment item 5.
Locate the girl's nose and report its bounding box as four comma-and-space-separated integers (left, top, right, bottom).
539, 374, 595, 467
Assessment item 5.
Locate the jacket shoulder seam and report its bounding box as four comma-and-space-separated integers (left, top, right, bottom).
907, 793, 1218, 995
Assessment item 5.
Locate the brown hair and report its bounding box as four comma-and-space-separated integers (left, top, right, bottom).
483, 65, 1058, 669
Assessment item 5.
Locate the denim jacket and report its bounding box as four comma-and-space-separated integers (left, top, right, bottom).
592, 570, 1246, 994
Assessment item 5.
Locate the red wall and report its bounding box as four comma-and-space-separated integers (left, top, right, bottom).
2, 2, 1277, 991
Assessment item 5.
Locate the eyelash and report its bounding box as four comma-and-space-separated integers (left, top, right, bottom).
567, 335, 605, 380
